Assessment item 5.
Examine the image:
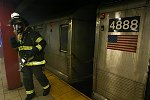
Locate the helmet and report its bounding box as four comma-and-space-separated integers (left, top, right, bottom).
9, 12, 28, 26
11, 12, 20, 19
9, 12, 29, 34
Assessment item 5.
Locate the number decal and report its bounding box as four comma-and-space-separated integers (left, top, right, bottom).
108, 16, 140, 32
123, 20, 129, 30
110, 21, 115, 30
116, 20, 122, 30
130, 19, 138, 30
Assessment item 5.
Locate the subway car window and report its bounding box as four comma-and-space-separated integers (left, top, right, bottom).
59, 24, 68, 52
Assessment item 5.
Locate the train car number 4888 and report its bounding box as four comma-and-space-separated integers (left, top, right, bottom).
108, 16, 140, 32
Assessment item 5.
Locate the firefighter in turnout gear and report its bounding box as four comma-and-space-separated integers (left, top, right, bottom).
9, 12, 50, 100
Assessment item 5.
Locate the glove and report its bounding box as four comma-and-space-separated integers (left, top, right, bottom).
20, 57, 28, 65
10, 37, 19, 48
20, 56, 34, 67
19, 57, 28, 72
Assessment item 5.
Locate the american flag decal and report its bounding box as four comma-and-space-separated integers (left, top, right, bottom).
107, 35, 138, 52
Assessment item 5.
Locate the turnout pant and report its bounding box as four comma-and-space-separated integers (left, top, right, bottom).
22, 65, 49, 94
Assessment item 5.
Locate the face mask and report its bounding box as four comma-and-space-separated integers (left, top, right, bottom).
13, 24, 24, 34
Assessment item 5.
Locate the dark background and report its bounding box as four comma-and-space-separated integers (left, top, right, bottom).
5, 0, 124, 24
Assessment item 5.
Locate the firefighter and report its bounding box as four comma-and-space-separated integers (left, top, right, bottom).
9, 12, 50, 100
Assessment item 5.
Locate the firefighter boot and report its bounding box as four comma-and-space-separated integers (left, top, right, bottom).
25, 92, 35, 100
43, 85, 51, 96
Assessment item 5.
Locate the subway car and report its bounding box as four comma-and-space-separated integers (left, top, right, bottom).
93, 0, 150, 100
32, 5, 96, 84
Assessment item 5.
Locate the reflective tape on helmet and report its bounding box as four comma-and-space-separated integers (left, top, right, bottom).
35, 37, 43, 43
26, 90, 34, 94
36, 44, 42, 51
18, 46, 33, 51
25, 60, 46, 66
43, 84, 50, 89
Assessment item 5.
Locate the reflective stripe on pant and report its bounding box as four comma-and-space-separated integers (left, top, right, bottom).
22, 65, 49, 94
43, 84, 50, 89
26, 90, 34, 94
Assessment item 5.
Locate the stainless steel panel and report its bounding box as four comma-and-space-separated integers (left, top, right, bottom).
44, 19, 70, 77
96, 70, 145, 100
97, 7, 146, 80
94, 1, 150, 100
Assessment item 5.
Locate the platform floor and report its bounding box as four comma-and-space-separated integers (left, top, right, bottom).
0, 58, 92, 100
